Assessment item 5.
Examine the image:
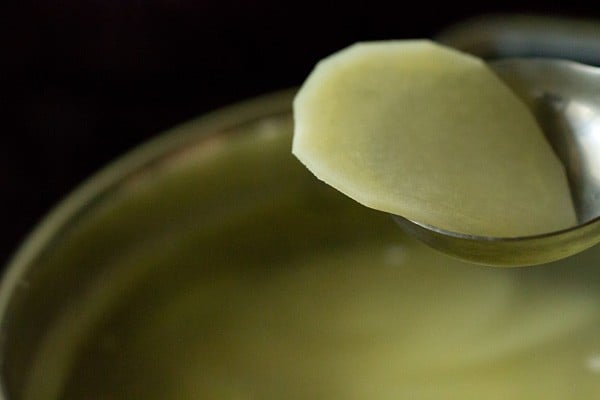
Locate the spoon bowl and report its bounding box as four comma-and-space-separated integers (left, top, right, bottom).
394, 59, 600, 266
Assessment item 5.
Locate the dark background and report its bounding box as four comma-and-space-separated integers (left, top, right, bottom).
1, 1, 597, 267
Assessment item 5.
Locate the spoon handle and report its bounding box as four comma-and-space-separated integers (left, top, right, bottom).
437, 15, 600, 66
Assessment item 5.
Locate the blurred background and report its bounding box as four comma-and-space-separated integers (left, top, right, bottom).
1, 1, 598, 267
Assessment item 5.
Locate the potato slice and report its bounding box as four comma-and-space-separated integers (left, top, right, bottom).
293, 40, 576, 237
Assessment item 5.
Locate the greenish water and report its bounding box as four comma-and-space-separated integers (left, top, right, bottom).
24, 115, 600, 399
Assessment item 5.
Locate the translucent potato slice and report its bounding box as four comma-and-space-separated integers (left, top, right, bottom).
293, 40, 576, 237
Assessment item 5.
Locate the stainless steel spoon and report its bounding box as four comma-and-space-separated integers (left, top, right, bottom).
393, 58, 600, 267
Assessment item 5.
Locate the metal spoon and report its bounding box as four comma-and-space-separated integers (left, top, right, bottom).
393, 58, 600, 267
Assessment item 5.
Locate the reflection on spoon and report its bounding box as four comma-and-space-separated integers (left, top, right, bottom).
395, 59, 600, 267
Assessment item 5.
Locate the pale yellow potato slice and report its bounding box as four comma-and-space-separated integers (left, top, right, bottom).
293, 40, 576, 237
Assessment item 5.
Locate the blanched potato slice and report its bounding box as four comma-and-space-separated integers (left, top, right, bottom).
293, 40, 576, 237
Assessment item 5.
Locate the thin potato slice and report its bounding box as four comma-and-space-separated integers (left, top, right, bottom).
293, 40, 576, 237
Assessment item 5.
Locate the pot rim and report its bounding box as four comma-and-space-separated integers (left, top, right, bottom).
0, 89, 296, 400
